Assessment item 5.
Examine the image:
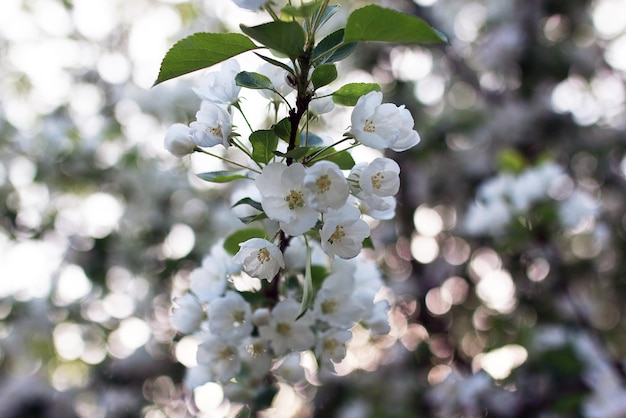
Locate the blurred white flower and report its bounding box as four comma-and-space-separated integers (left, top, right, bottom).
170, 293, 203, 334
313, 271, 362, 328
190, 101, 232, 148
256, 62, 294, 102
189, 261, 228, 303
197, 336, 241, 382
350, 91, 420, 151
558, 190, 599, 229
255, 163, 319, 236
274, 352, 306, 383
164, 123, 195, 157
303, 160, 350, 212
208, 291, 253, 341
309, 91, 335, 116
258, 298, 315, 355
315, 328, 351, 371
233, 238, 284, 281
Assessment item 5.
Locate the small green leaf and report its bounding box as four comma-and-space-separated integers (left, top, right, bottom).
313, 29, 357, 64
273, 118, 291, 142
362, 236, 374, 250
311, 64, 338, 90
236, 71, 273, 90
154, 33, 258, 86
197, 171, 250, 183
239, 212, 268, 225
344, 5, 448, 44
223, 228, 266, 255
296, 241, 315, 320
240, 21, 306, 59
282, 0, 324, 18
249, 130, 279, 164
254, 53, 295, 75
232, 197, 263, 212
332, 83, 381, 106
312, 4, 340, 30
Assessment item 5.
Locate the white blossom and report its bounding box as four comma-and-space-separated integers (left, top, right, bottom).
350, 91, 420, 152
256, 62, 294, 102
164, 123, 195, 157
208, 291, 253, 341
309, 91, 335, 116
196, 336, 241, 381
170, 293, 203, 334
233, 238, 284, 281
315, 328, 352, 371
359, 158, 400, 197
274, 352, 306, 383
190, 101, 232, 148
258, 298, 315, 355
558, 190, 598, 229
303, 160, 350, 212
192, 60, 241, 105
189, 260, 228, 303
321, 204, 370, 259
238, 337, 273, 378
255, 163, 319, 236
313, 271, 363, 328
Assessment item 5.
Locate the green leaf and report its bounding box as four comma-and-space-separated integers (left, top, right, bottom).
312, 4, 340, 30
311, 64, 338, 90
238, 212, 268, 225
273, 118, 291, 142
313, 29, 357, 64
332, 83, 381, 106
296, 241, 315, 320
235, 71, 273, 90
324, 149, 356, 170
232, 197, 263, 212
362, 236, 374, 250
154, 33, 258, 86
240, 21, 306, 59
223, 228, 266, 255
282, 0, 324, 18
249, 130, 279, 164
254, 53, 295, 75
344, 5, 448, 44
197, 170, 250, 183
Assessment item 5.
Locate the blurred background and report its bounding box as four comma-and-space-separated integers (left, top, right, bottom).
1, 0, 625, 417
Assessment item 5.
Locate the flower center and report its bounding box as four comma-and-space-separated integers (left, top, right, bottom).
315, 174, 332, 193
257, 247, 271, 264
285, 190, 305, 210
364, 119, 376, 133
218, 346, 235, 361
328, 225, 346, 244
276, 322, 291, 336
323, 337, 339, 352
232, 310, 246, 327
371, 172, 384, 190
321, 298, 338, 315
210, 124, 223, 137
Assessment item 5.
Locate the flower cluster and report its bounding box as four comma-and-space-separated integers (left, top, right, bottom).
463, 162, 599, 236
157, 0, 444, 413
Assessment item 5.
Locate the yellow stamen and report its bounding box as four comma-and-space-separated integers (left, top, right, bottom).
284, 190, 305, 209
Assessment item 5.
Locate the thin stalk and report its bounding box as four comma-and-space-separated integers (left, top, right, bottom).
194, 147, 262, 174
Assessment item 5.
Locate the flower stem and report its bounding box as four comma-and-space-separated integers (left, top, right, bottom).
193, 147, 262, 174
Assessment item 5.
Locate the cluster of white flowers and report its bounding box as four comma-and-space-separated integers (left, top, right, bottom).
463, 162, 599, 236
163, 48, 422, 407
